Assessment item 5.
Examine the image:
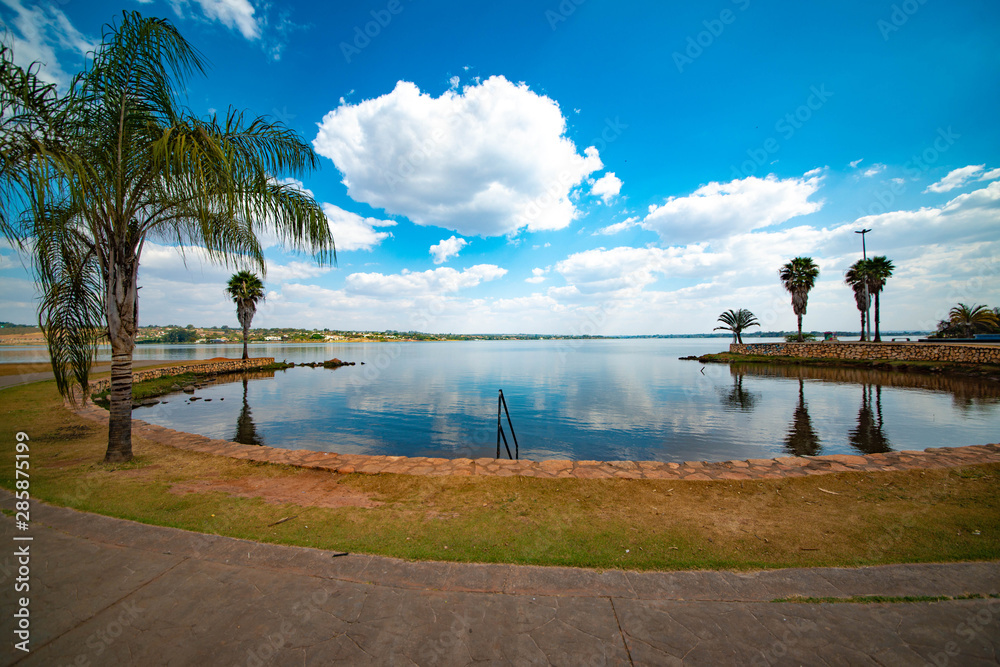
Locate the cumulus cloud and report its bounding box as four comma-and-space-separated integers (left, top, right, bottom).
322, 203, 395, 251
862, 163, 886, 177
345, 264, 507, 297
591, 172, 622, 203
429, 236, 469, 264
313, 75, 602, 237
924, 164, 998, 193
642, 173, 824, 245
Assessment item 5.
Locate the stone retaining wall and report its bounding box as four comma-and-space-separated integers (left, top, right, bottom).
729, 342, 1000, 364
89, 358, 274, 393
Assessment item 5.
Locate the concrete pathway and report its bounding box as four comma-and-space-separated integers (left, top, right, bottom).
2, 493, 998, 666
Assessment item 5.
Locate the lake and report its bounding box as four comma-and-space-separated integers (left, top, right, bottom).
5, 339, 999, 462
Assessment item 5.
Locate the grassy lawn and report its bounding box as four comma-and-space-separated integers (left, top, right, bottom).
2, 379, 998, 571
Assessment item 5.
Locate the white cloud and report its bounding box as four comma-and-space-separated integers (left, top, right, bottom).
642, 173, 824, 245
924, 164, 990, 193
0, 0, 95, 89
980, 168, 1000, 181
849, 158, 864, 168
322, 203, 395, 252
313, 76, 603, 237
525, 267, 547, 284
345, 264, 507, 297
862, 163, 886, 177
429, 236, 469, 264
167, 0, 261, 40
594, 216, 639, 236
591, 172, 622, 203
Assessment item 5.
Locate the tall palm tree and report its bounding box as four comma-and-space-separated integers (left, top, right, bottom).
713, 308, 759, 344
226, 271, 265, 360
844, 259, 872, 341
865, 256, 894, 342
778, 257, 819, 342
1, 13, 335, 463
784, 378, 821, 456
948, 303, 999, 338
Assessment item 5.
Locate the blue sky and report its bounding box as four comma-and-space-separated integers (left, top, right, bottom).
1, 0, 999, 334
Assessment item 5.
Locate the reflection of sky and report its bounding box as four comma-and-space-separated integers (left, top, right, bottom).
125, 339, 1000, 463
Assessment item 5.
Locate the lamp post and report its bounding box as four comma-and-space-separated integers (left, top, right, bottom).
855, 228, 871, 341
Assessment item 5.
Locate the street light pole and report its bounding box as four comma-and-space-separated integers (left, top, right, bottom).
855, 228, 871, 341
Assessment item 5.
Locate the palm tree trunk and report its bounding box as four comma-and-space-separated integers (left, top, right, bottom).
242, 321, 250, 360
797, 314, 803, 342
873, 292, 882, 342
860, 309, 866, 342
104, 251, 139, 463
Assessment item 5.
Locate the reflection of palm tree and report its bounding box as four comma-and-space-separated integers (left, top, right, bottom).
721, 373, 758, 412
234, 378, 264, 446
848, 384, 891, 454
784, 378, 821, 456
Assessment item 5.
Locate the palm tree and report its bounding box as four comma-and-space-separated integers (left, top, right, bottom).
844, 259, 872, 341
948, 303, 999, 338
226, 271, 265, 360
1, 13, 335, 463
784, 378, 821, 456
713, 308, 760, 344
778, 257, 820, 342
865, 256, 894, 342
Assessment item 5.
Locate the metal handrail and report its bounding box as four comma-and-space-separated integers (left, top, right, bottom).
496, 389, 519, 460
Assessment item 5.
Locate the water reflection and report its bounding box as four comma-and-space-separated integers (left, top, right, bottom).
729, 362, 1000, 411
125, 341, 1000, 462
848, 384, 891, 454
234, 377, 265, 446
719, 373, 759, 412
784, 379, 821, 456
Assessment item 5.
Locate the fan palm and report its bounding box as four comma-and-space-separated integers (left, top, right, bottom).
844, 259, 872, 341
948, 303, 998, 338
1, 13, 335, 463
713, 308, 759, 344
865, 256, 894, 342
226, 271, 265, 360
778, 257, 819, 342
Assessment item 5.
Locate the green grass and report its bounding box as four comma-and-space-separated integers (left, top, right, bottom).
2, 380, 999, 571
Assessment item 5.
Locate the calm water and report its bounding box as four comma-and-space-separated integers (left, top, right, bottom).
6, 339, 999, 462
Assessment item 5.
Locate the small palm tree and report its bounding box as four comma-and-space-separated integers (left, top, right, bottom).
714, 308, 759, 344
844, 259, 872, 341
778, 257, 820, 342
226, 271, 265, 360
865, 256, 894, 342
948, 303, 999, 338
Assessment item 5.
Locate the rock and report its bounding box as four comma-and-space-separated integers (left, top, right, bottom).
141, 399, 160, 406
204, 398, 212, 402
189, 396, 202, 401
323, 358, 355, 368
171, 383, 181, 390
182, 386, 195, 393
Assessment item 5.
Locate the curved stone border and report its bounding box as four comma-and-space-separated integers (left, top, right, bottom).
68, 400, 1000, 480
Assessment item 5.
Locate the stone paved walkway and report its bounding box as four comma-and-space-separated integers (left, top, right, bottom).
3, 493, 999, 666
68, 399, 1000, 481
